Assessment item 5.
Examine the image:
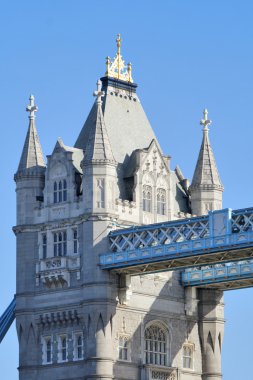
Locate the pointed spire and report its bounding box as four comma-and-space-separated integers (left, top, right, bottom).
17, 95, 45, 173
191, 109, 223, 190
82, 80, 116, 166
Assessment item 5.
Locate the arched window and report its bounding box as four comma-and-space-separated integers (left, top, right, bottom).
143, 185, 152, 212
73, 229, 78, 254
144, 324, 167, 366
119, 336, 129, 361
53, 231, 67, 257
97, 178, 105, 208
42, 234, 47, 259
53, 180, 67, 203
182, 344, 193, 369
73, 332, 84, 360
157, 188, 166, 215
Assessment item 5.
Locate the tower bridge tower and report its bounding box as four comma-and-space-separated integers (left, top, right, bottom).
15, 36, 224, 380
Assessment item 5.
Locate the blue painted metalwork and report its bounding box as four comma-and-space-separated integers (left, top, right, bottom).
0, 298, 16, 343
100, 208, 253, 273
182, 261, 253, 288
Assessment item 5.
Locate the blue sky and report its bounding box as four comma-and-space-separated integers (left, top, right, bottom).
0, 1, 252, 378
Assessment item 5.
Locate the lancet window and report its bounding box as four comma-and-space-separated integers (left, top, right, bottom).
73, 228, 78, 254
54, 179, 67, 203
42, 234, 47, 259
97, 178, 105, 208
143, 185, 152, 212
53, 231, 67, 257
42, 336, 52, 364
58, 335, 68, 362
118, 335, 129, 361
144, 324, 167, 366
157, 188, 166, 215
73, 332, 84, 360
182, 344, 193, 369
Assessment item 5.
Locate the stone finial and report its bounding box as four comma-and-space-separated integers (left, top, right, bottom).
200, 108, 212, 130
93, 80, 105, 104
26, 94, 38, 119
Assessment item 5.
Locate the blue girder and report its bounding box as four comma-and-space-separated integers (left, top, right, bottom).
100, 208, 253, 275
0, 297, 16, 343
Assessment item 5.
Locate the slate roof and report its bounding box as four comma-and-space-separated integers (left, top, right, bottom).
75, 78, 160, 167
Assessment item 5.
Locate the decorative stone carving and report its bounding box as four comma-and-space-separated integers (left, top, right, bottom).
36, 256, 80, 288
145, 366, 177, 380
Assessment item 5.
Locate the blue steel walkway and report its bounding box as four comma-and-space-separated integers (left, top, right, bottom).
100, 207, 253, 275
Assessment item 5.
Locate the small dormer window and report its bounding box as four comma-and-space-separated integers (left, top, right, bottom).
54, 180, 67, 203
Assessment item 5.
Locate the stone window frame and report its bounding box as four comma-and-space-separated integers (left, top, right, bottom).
116, 332, 131, 362
143, 321, 171, 367
143, 185, 152, 212
157, 188, 166, 215
57, 333, 68, 363
53, 179, 67, 204
53, 230, 67, 257
73, 228, 78, 254
42, 335, 53, 365
182, 343, 194, 370
42, 233, 47, 259
73, 331, 84, 361
96, 178, 105, 208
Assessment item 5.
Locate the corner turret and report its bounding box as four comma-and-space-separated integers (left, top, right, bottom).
81, 80, 117, 215
14, 95, 46, 224
190, 109, 224, 216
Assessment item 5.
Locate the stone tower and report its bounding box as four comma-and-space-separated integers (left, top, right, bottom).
15, 36, 224, 380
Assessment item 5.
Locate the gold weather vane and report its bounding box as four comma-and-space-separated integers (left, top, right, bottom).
105, 34, 133, 83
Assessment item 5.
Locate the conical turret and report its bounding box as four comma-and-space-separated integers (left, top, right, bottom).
15, 95, 46, 224
15, 95, 45, 176
190, 109, 223, 216
82, 80, 116, 166
82, 80, 117, 214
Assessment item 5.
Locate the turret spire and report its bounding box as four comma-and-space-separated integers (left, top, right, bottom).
82, 80, 115, 165
190, 109, 223, 215
191, 109, 223, 190
16, 95, 45, 173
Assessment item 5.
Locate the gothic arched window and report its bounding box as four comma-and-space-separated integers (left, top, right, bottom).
97, 178, 105, 208
157, 188, 166, 215
182, 344, 193, 369
53, 180, 67, 203
144, 324, 167, 366
53, 231, 67, 257
143, 185, 152, 212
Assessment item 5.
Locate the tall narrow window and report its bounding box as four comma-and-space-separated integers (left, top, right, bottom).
97, 178, 105, 208
63, 179, 67, 201
42, 336, 52, 364
143, 185, 152, 212
54, 182, 58, 203
74, 332, 84, 360
144, 325, 167, 366
157, 188, 166, 215
46, 339, 52, 363
119, 336, 128, 361
58, 335, 68, 362
182, 344, 193, 369
42, 234, 47, 259
53, 231, 67, 257
73, 229, 78, 254
59, 181, 63, 202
